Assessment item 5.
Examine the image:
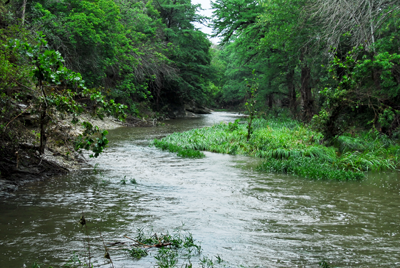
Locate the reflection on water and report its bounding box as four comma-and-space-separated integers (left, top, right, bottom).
0, 112, 399, 267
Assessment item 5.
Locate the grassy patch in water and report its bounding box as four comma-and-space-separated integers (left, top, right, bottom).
153, 139, 205, 158
153, 116, 400, 180
258, 157, 364, 181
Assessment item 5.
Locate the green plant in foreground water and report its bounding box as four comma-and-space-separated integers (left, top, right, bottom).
200, 256, 215, 268
63, 253, 93, 268
125, 247, 148, 259
29, 216, 345, 267
319, 260, 333, 268
155, 248, 178, 268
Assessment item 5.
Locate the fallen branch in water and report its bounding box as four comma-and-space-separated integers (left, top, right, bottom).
124, 235, 172, 248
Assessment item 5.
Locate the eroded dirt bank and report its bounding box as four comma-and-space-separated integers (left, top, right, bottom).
0, 115, 126, 198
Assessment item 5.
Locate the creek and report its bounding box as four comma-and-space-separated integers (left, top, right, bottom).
0, 112, 399, 267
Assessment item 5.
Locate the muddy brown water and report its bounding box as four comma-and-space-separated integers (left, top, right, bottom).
0, 112, 399, 267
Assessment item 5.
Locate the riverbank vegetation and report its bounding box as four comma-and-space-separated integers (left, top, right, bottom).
0, 0, 215, 177
154, 139, 205, 158
210, 0, 400, 143
153, 115, 400, 180
194, 0, 400, 180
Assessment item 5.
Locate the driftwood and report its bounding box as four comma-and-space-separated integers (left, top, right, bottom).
124, 235, 172, 248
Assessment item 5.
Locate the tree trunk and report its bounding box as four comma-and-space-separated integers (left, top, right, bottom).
371, 53, 381, 91
324, 106, 341, 142
267, 78, 273, 109
267, 93, 273, 109
372, 68, 381, 91
300, 65, 313, 121
286, 68, 296, 115
21, 0, 27, 26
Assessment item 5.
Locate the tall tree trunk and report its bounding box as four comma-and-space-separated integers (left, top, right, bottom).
372, 68, 381, 91
267, 93, 273, 109
286, 68, 296, 115
21, 0, 27, 26
267, 78, 273, 109
300, 65, 313, 121
371, 53, 381, 91
324, 106, 341, 142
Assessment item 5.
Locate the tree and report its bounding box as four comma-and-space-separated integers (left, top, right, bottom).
5, 34, 126, 156
211, 0, 263, 45
153, 0, 213, 109
310, 0, 400, 50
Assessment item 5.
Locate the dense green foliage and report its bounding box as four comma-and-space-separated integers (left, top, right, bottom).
210, 0, 400, 140
0, 0, 214, 169
0, 28, 126, 162
2, 0, 214, 115
154, 116, 399, 180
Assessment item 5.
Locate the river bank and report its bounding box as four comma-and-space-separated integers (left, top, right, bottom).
0, 105, 212, 198
0, 115, 127, 198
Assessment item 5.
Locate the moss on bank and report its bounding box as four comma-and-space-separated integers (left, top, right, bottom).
153, 117, 400, 180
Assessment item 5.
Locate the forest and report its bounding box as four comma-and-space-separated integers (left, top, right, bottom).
0, 0, 400, 174
211, 0, 400, 139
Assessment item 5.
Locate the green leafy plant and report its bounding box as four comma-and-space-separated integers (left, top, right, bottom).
125, 247, 148, 259
63, 253, 93, 267
154, 248, 178, 268
200, 256, 214, 268
228, 119, 241, 132
319, 260, 332, 268
6, 34, 126, 157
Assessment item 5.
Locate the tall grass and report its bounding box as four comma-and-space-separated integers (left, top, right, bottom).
258, 157, 364, 181
152, 117, 400, 180
153, 139, 205, 158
